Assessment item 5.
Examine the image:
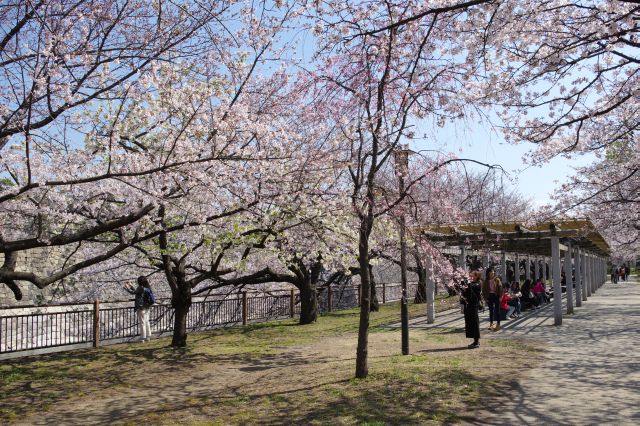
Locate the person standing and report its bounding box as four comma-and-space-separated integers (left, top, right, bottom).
462, 270, 483, 348
124, 276, 154, 342
482, 266, 503, 331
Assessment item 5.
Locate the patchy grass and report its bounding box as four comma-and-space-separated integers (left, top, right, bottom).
0, 297, 540, 425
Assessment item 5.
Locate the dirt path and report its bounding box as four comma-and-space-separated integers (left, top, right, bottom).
18, 337, 355, 425
18, 324, 468, 425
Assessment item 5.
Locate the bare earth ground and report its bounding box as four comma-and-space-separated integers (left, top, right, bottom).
0, 297, 540, 425
5, 276, 637, 425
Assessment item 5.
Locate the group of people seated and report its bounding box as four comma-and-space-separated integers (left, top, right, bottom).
507, 278, 552, 315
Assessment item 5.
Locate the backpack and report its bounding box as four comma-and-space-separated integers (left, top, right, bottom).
143, 287, 156, 307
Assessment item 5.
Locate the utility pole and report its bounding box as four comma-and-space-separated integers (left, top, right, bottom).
395, 144, 411, 355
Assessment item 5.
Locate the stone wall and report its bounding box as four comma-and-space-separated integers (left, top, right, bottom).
0, 247, 66, 307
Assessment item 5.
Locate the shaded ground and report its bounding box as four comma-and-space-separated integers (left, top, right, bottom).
404, 276, 640, 425
477, 276, 640, 425
0, 296, 539, 425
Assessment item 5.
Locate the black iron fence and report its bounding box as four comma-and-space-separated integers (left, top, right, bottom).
0, 282, 418, 355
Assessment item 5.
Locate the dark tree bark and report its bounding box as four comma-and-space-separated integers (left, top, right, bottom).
170, 267, 192, 347
369, 264, 380, 312
159, 224, 194, 348
414, 253, 427, 304
297, 260, 322, 325
356, 218, 373, 378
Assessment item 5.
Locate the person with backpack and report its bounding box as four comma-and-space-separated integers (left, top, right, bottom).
124, 276, 155, 342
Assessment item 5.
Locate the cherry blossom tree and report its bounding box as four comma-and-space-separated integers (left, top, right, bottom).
337, 1, 637, 261
308, 0, 501, 378
0, 0, 304, 301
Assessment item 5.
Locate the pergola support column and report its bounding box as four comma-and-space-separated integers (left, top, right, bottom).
574, 247, 582, 307
459, 247, 467, 272
515, 253, 520, 284
534, 257, 539, 281
501, 251, 507, 284
581, 252, 588, 301
585, 253, 592, 298
426, 256, 435, 324
565, 241, 574, 314
551, 237, 563, 325
525, 255, 531, 281
590, 255, 596, 294
542, 256, 547, 284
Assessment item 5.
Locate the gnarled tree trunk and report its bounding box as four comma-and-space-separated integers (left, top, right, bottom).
295, 259, 323, 325
298, 280, 318, 324
171, 276, 192, 347
413, 253, 427, 303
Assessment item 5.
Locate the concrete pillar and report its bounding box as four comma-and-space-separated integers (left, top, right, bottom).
515, 253, 520, 284
551, 237, 562, 325
542, 257, 547, 284
581, 252, 589, 301
592, 256, 597, 293
501, 251, 507, 284
591, 254, 596, 294
459, 247, 467, 272
482, 253, 488, 269
426, 256, 435, 324
564, 242, 573, 314
534, 257, 539, 281
574, 247, 582, 307
525, 255, 531, 280
586, 254, 592, 297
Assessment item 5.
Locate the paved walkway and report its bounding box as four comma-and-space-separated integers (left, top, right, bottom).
405, 277, 640, 425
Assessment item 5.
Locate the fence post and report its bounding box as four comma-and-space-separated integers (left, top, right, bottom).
290, 289, 295, 318
382, 282, 386, 304
242, 291, 248, 326
327, 285, 332, 312
93, 299, 100, 348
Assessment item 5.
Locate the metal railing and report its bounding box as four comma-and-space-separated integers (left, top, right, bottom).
0, 282, 419, 355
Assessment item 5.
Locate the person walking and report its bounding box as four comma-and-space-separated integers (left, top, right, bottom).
462, 270, 483, 348
124, 276, 155, 342
482, 266, 504, 331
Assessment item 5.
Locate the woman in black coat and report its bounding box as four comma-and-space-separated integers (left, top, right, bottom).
462, 270, 482, 349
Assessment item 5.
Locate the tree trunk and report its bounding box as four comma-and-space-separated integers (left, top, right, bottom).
298, 277, 318, 325
356, 224, 372, 378
414, 253, 426, 303
369, 264, 380, 312
414, 268, 427, 303
171, 277, 192, 347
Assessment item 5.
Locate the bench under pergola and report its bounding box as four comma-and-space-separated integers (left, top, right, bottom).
417, 219, 610, 326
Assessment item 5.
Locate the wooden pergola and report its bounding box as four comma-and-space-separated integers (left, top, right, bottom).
415, 219, 610, 326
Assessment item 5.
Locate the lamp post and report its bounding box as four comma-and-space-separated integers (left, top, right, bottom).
394, 144, 411, 355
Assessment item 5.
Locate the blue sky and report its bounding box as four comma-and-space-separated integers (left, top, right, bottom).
412, 117, 596, 208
